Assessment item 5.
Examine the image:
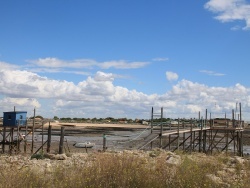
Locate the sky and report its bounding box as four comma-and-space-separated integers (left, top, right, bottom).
0, 0, 250, 120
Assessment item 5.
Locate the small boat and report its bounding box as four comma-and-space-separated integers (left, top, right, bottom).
73, 142, 95, 148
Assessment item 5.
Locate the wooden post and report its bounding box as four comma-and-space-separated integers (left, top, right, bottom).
24, 121, 28, 153
190, 119, 193, 153
232, 109, 235, 127
59, 126, 65, 154
151, 107, 153, 149
169, 134, 171, 150
210, 129, 213, 154
42, 121, 44, 153
199, 117, 203, 152
151, 107, 153, 134
239, 102, 242, 128
47, 123, 52, 153
240, 131, 243, 157
205, 109, 207, 128
177, 118, 180, 151
31, 108, 35, 153
237, 132, 240, 156
183, 121, 185, 151
193, 130, 196, 150
160, 107, 163, 148
103, 134, 107, 152
203, 119, 207, 153
210, 112, 212, 127
10, 128, 14, 154
233, 131, 236, 155
2, 127, 6, 153
17, 122, 20, 153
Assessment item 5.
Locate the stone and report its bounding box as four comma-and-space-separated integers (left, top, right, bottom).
166, 154, 181, 165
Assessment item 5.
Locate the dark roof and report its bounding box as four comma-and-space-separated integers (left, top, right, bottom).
4, 111, 27, 113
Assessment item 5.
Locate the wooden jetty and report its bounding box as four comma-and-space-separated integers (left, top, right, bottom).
137, 106, 245, 156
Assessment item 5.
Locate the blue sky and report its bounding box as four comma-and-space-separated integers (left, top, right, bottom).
0, 0, 250, 120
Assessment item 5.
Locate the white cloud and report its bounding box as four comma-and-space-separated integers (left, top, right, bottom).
200, 70, 225, 76
0, 97, 40, 113
166, 71, 179, 81
94, 71, 114, 82
0, 61, 19, 70
205, 0, 250, 30
27, 57, 149, 70
27, 58, 96, 68
0, 68, 250, 120
100, 60, 149, 69
231, 25, 242, 30
152, 57, 169, 62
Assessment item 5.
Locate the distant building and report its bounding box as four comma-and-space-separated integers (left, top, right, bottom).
142, 121, 149, 125
3, 111, 27, 127
170, 121, 178, 125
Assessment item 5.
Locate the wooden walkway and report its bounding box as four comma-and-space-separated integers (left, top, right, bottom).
137, 126, 244, 156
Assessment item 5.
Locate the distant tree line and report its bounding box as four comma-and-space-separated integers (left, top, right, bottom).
28, 115, 199, 124
52, 116, 181, 124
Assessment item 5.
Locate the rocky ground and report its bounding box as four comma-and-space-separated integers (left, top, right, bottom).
0, 149, 249, 187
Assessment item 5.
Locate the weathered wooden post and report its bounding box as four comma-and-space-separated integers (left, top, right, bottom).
205, 109, 207, 128
190, 118, 193, 153
10, 128, 14, 154
169, 134, 171, 150
239, 102, 242, 128
239, 131, 243, 157
24, 120, 28, 153
177, 118, 180, 150
160, 107, 163, 148
17, 122, 20, 153
103, 134, 107, 152
31, 108, 35, 154
225, 113, 229, 154
59, 126, 65, 154
193, 123, 196, 150
199, 117, 203, 152
2, 127, 6, 153
203, 125, 207, 153
183, 121, 185, 151
232, 109, 235, 127
151, 107, 153, 149
42, 121, 44, 153
47, 123, 52, 153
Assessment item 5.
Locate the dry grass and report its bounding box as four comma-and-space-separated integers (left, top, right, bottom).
0, 151, 249, 188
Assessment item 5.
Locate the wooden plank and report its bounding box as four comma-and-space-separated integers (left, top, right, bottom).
59, 126, 65, 154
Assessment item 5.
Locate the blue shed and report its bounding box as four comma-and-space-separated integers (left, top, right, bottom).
3, 111, 27, 127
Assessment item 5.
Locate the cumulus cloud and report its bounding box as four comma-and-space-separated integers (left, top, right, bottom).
205, 0, 250, 30
166, 71, 179, 81
0, 97, 41, 113
0, 68, 250, 120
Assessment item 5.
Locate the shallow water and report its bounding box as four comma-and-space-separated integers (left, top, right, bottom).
2, 129, 250, 155
25, 129, 150, 150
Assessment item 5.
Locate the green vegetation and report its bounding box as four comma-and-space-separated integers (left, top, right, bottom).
0, 151, 249, 188
58, 116, 138, 124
